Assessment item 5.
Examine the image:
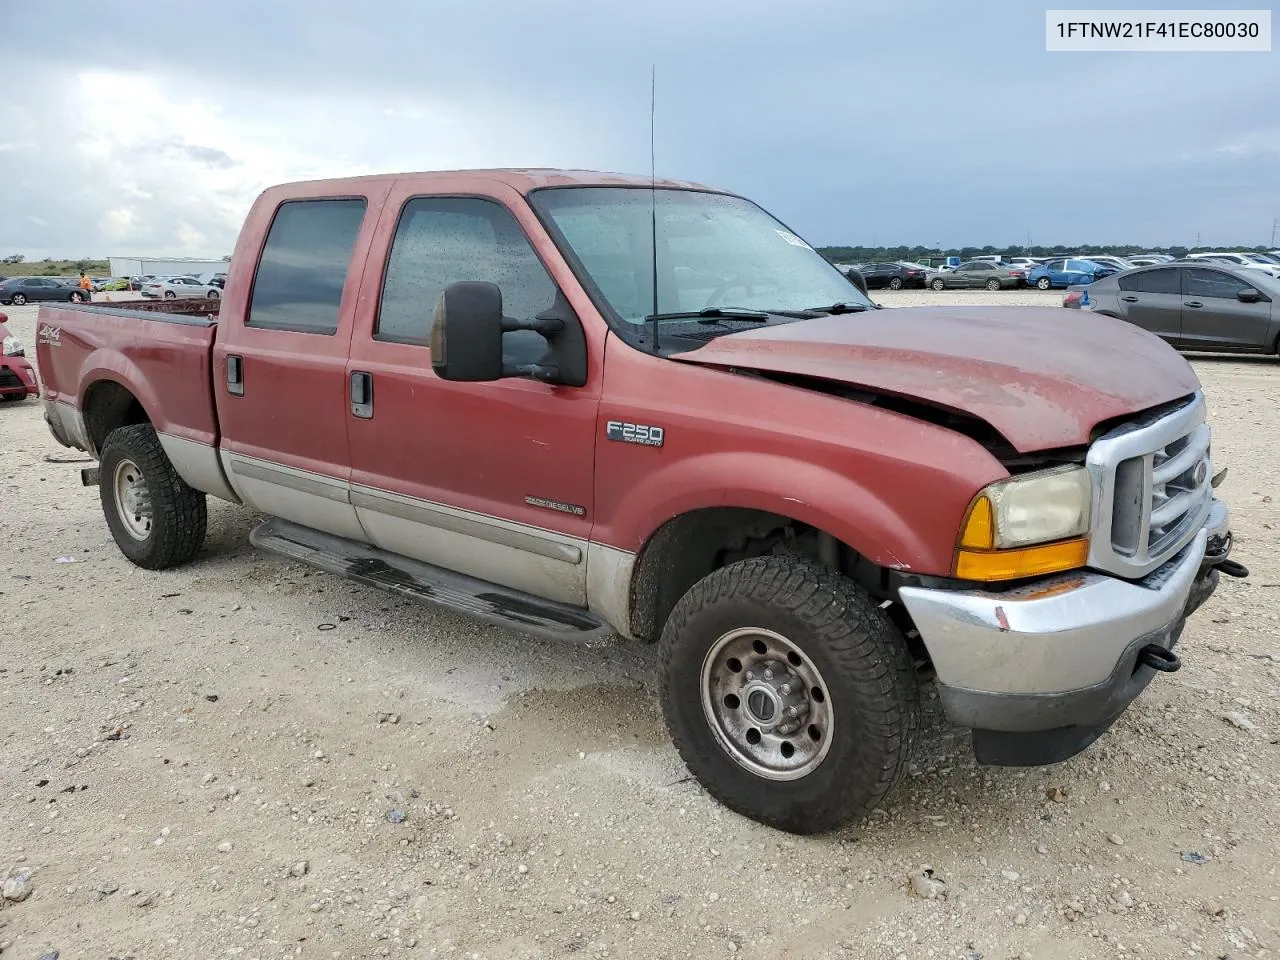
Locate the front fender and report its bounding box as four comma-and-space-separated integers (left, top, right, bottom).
601, 449, 966, 575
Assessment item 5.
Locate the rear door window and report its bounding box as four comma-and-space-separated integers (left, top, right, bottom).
1118, 268, 1179, 294
247, 198, 368, 334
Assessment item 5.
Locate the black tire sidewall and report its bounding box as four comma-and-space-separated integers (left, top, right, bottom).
98, 424, 206, 569
660, 558, 917, 833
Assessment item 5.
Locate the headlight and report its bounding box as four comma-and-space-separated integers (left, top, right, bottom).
2, 334, 23, 357
954, 465, 1092, 582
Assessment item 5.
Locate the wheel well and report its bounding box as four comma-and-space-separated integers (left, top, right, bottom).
83, 381, 150, 455
627, 507, 890, 643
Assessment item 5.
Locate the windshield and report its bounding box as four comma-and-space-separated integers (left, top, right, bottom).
529, 187, 872, 338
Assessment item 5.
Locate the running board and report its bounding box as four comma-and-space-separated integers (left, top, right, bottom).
249, 518, 612, 642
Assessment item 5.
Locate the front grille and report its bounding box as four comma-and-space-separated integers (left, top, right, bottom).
1086, 394, 1213, 578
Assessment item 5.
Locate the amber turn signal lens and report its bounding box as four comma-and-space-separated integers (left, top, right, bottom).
958, 495, 995, 550
954, 538, 1089, 582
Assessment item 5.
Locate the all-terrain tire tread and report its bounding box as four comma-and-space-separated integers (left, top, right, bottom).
99, 424, 207, 570
658, 555, 920, 834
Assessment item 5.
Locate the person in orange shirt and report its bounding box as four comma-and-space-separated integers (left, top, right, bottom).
78, 272, 93, 293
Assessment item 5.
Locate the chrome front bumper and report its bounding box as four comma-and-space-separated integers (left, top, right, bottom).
898, 499, 1232, 752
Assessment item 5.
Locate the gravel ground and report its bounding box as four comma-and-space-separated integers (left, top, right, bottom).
2, 291, 1278, 960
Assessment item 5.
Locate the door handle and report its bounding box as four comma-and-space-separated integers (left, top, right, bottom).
1120, 295, 1139, 302
350, 371, 374, 419
1185, 301, 1204, 309
226, 355, 244, 397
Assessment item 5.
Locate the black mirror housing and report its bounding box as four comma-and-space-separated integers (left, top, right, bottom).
1237, 287, 1261, 303
431, 281, 505, 382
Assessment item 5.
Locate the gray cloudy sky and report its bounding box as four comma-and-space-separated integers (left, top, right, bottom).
1, 0, 1276, 259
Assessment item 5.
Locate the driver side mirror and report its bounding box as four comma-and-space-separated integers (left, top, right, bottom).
430, 281, 586, 387
1237, 287, 1261, 303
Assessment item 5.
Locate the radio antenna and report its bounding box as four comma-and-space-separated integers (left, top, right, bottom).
649, 63, 661, 352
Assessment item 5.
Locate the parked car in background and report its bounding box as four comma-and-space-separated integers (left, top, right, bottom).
927, 260, 1025, 290
1004, 257, 1041, 273
1136, 253, 1176, 263
1063, 261, 1279, 354
141, 276, 222, 300
1063, 254, 1134, 273
0, 276, 91, 305
1184, 252, 1280, 280
1126, 257, 1167, 267
1, 313, 40, 401
1027, 258, 1115, 290
857, 261, 928, 290
195, 272, 228, 289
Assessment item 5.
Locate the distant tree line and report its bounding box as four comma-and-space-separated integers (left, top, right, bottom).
816, 242, 1278, 263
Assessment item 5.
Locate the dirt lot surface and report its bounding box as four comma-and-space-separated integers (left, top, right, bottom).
2, 291, 1277, 960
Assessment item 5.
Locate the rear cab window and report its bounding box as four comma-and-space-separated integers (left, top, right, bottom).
247, 198, 368, 334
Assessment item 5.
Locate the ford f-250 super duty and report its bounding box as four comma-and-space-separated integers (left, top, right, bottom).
36, 169, 1247, 833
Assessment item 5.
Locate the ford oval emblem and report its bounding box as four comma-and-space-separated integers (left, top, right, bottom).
1193, 460, 1208, 486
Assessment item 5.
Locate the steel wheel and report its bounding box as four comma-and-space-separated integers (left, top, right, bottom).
113, 458, 153, 540
701, 627, 834, 781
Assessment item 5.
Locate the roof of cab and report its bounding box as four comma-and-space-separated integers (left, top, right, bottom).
267, 168, 722, 195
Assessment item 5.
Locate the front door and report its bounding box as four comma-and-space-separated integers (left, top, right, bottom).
345, 186, 601, 604
1179, 267, 1272, 350
213, 190, 386, 541
1114, 266, 1184, 344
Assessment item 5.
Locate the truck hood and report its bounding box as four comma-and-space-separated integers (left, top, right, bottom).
670, 306, 1200, 453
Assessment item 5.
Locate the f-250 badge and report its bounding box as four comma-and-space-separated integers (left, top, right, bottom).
606, 420, 664, 447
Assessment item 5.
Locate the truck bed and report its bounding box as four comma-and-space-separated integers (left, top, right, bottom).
36, 299, 223, 453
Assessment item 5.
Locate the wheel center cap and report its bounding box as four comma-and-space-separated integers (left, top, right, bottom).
746, 688, 777, 723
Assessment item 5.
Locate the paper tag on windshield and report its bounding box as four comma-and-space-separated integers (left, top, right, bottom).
775, 229, 810, 248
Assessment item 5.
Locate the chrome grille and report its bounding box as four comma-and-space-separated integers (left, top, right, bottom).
1086, 394, 1213, 578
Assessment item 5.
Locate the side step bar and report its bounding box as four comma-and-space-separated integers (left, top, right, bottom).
249, 518, 613, 643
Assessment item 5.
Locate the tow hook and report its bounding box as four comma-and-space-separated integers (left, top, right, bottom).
1215, 559, 1249, 579
1138, 644, 1181, 673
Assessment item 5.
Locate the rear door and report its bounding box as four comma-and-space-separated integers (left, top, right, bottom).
1114, 267, 1183, 344
214, 186, 390, 540
344, 182, 601, 604
1179, 267, 1272, 350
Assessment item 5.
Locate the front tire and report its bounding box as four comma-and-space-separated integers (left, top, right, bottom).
70, 291, 85, 303
99, 424, 207, 569
659, 556, 919, 834
1036, 277, 1052, 290
207, 289, 220, 299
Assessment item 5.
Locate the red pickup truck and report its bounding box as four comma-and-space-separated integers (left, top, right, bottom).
36, 169, 1245, 833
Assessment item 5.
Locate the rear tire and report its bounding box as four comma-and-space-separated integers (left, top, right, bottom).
888, 277, 904, 291
986, 278, 1001, 291
1036, 277, 1052, 290
11, 293, 27, 305
163, 290, 177, 299
930, 278, 945, 291
208, 289, 220, 299
659, 556, 920, 834
99, 424, 207, 570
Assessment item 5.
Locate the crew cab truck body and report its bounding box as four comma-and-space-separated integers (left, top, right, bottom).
36, 169, 1244, 833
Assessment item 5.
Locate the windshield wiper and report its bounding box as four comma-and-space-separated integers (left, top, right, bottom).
645, 307, 771, 323
802, 302, 872, 315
